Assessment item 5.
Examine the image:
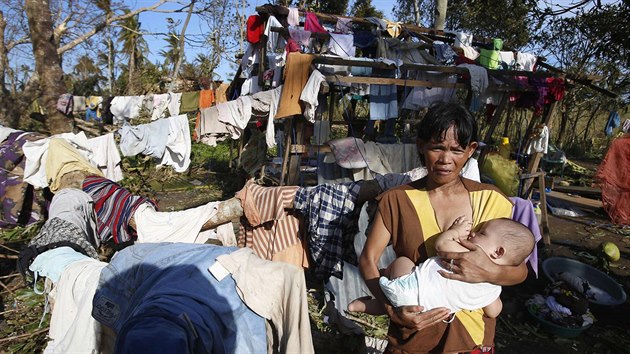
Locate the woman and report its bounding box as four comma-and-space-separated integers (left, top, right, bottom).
359, 102, 528, 353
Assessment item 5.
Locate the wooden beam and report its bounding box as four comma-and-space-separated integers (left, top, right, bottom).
522, 101, 559, 194
477, 94, 509, 166
324, 75, 470, 89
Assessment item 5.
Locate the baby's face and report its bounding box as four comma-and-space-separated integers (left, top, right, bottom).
467, 221, 502, 256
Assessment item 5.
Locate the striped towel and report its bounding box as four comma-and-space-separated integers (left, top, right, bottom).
82, 175, 153, 244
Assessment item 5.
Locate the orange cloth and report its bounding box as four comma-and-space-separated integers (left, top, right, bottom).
595, 134, 630, 225
275, 53, 315, 119
215, 83, 229, 104
194, 89, 216, 140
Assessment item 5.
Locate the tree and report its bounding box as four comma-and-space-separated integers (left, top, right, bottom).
0, 0, 185, 132
301, 0, 349, 15
24, 0, 73, 134
117, 12, 149, 95
350, 0, 384, 18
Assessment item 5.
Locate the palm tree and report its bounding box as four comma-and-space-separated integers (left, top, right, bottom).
159, 31, 182, 74
117, 11, 148, 94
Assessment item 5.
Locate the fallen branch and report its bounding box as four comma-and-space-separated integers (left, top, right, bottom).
0, 327, 49, 343
0, 243, 19, 254
0, 254, 18, 259
343, 313, 382, 330
0, 279, 14, 295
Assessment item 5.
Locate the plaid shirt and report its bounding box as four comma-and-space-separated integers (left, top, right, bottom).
294, 182, 362, 280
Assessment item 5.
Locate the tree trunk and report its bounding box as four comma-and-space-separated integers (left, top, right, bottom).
412, 0, 420, 26
582, 103, 600, 143
169, 0, 195, 93
0, 11, 6, 94
434, 0, 448, 30
25, 0, 73, 134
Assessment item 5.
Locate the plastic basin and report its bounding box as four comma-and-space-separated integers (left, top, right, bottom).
527, 305, 591, 338
542, 257, 627, 306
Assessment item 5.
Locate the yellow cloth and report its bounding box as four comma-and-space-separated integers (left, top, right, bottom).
45, 138, 103, 193
384, 20, 402, 38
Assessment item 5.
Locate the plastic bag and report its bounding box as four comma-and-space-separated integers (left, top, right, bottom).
481, 153, 519, 196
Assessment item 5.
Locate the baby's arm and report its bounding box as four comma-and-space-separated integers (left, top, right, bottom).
434, 216, 473, 253
482, 297, 503, 318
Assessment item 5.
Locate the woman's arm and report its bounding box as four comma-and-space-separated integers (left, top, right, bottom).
359, 211, 451, 329
437, 239, 528, 286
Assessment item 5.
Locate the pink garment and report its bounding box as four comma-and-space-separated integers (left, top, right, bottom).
304, 12, 327, 33
327, 137, 368, 169
287, 7, 300, 26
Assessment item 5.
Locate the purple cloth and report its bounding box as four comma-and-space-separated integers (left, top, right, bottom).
304, 12, 327, 33
0, 131, 48, 228
510, 197, 542, 277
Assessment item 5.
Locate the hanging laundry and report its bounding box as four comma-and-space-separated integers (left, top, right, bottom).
369, 85, 398, 120
289, 28, 312, 51
87, 133, 123, 182
150, 93, 170, 120
85, 96, 102, 122
605, 111, 621, 136
265, 15, 287, 87
304, 12, 327, 33
335, 17, 353, 34
498, 51, 515, 69
276, 52, 315, 119
516, 52, 537, 71
196, 106, 231, 146
56, 94, 74, 115
384, 20, 402, 38
179, 91, 200, 113
215, 83, 229, 104
236, 181, 306, 268
526, 124, 549, 154
457, 64, 488, 96
246, 15, 264, 44
287, 7, 300, 27
161, 114, 192, 173
194, 89, 216, 140
118, 119, 170, 158
72, 96, 86, 114
293, 182, 363, 280
300, 70, 326, 122
328, 33, 356, 57
110, 95, 146, 124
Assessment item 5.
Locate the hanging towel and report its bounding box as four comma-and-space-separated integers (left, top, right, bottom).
605, 111, 621, 136
304, 12, 327, 33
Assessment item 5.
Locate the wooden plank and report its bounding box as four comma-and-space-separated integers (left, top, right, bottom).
289, 144, 332, 154
477, 94, 509, 166
324, 75, 469, 89
522, 101, 558, 194
552, 185, 602, 199
538, 172, 551, 245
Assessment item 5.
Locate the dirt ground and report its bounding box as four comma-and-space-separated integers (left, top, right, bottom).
56, 195, 630, 354
2, 170, 630, 353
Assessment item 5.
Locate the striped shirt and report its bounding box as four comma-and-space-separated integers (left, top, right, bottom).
236, 182, 301, 262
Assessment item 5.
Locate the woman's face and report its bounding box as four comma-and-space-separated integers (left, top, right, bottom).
417, 125, 477, 185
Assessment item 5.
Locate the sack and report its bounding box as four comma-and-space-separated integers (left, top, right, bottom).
481, 153, 520, 196
56, 93, 74, 115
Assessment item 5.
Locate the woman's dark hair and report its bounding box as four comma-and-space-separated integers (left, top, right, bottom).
416, 102, 478, 147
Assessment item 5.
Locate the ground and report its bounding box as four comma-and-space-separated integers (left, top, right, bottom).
1, 161, 630, 353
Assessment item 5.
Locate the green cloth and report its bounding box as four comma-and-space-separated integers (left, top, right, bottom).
179, 91, 200, 113
479, 48, 500, 69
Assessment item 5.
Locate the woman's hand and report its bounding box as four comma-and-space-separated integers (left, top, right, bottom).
437, 239, 498, 284
385, 304, 451, 331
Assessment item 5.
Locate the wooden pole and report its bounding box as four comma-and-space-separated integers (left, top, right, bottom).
280, 118, 293, 186
477, 94, 508, 167
522, 101, 558, 194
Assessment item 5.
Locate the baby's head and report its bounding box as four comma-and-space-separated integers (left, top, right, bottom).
469, 218, 535, 266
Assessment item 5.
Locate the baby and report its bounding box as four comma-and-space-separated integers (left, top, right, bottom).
349, 217, 535, 318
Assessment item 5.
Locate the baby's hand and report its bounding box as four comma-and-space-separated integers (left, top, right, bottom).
449, 216, 472, 240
